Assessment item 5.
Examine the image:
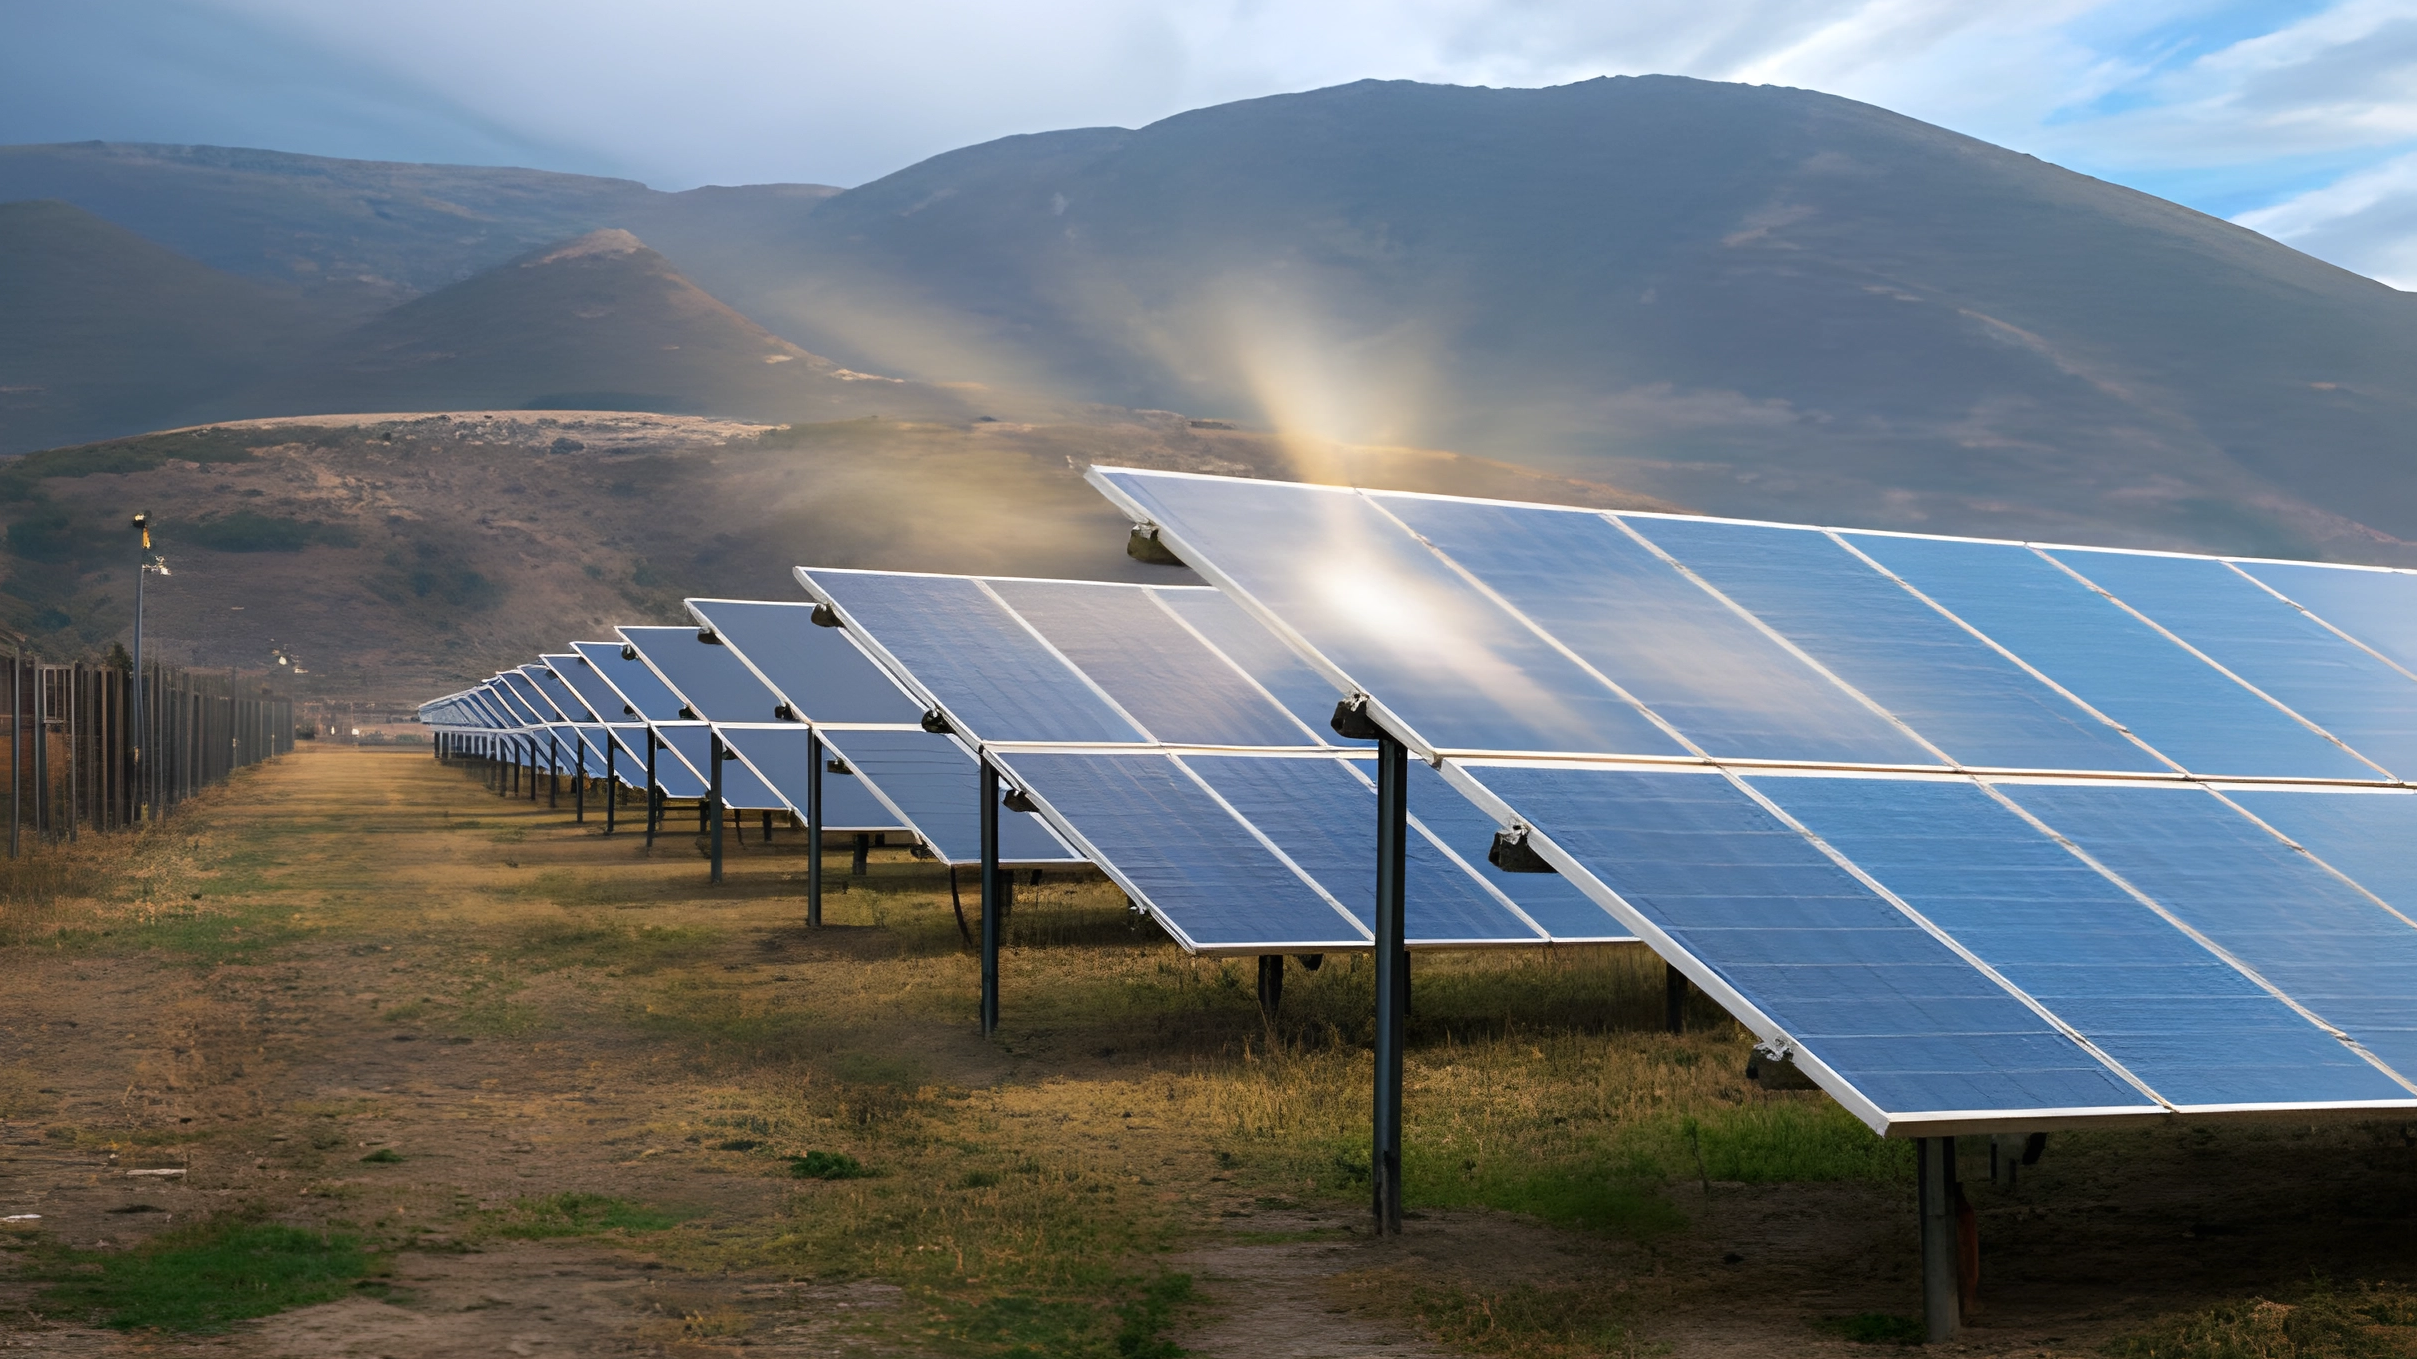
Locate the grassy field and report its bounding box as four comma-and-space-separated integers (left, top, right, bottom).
4, 746, 2417, 1356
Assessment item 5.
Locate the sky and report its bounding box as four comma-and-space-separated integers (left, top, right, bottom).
3, 0, 2413, 286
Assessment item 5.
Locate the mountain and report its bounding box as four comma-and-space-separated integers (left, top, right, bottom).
757, 77, 2417, 559
0, 413, 1670, 704
0, 140, 837, 323
0, 199, 343, 454
219, 229, 984, 424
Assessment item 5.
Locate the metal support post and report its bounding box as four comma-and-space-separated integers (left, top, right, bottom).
761, 809, 773, 841
1665, 961, 1688, 1034
807, 729, 823, 927
547, 733, 559, 808
1918, 1137, 1962, 1342
980, 760, 1001, 1037
574, 739, 586, 823
604, 741, 616, 834
708, 734, 725, 885
853, 832, 869, 876
1257, 954, 1284, 1017
644, 729, 660, 846
1372, 731, 1408, 1236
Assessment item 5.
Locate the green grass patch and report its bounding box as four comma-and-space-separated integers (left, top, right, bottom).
931, 1273, 1191, 1359
2107, 1282, 2417, 1357
1402, 1279, 1639, 1357
512, 917, 718, 974
33, 1217, 381, 1333
1814, 1312, 1926, 1345
358, 1148, 403, 1164
481, 1193, 682, 1239
790, 1151, 872, 1180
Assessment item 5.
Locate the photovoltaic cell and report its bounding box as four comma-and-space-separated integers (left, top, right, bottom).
1403, 762, 1623, 940
570, 642, 688, 722
652, 724, 783, 811
1094, 472, 1689, 757
2001, 782, 2417, 1079
986, 581, 1308, 746
716, 726, 899, 831
1180, 754, 1543, 943
1467, 764, 2156, 1117
1628, 517, 2165, 773
2049, 549, 2414, 778
1845, 533, 2377, 780
1152, 588, 1352, 743
806, 572, 1146, 744
2235, 562, 2417, 678
1755, 774, 2401, 1107
1375, 495, 1933, 765
2226, 788, 2417, 921
619, 626, 787, 726
817, 728, 1078, 864
994, 751, 1370, 950
687, 599, 925, 725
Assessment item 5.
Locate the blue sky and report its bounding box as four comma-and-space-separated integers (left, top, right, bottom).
5, 0, 2412, 286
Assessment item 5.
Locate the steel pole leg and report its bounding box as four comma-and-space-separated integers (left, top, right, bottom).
645, 730, 659, 848
1372, 731, 1407, 1236
1665, 961, 1688, 1034
1257, 954, 1284, 1017
708, 734, 724, 886
980, 760, 1001, 1037
574, 740, 586, 823
853, 832, 869, 876
604, 741, 616, 834
1919, 1137, 1962, 1342
807, 729, 823, 928
548, 734, 559, 808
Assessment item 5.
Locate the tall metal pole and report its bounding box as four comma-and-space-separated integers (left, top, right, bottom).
8, 646, 18, 859
603, 739, 616, 834
573, 734, 586, 824
130, 514, 146, 827
979, 759, 1001, 1037
1371, 730, 1409, 1236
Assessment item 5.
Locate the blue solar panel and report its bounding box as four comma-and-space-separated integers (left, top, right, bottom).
2002, 782, 2417, 1081
687, 599, 926, 725
1404, 762, 1624, 940
652, 724, 783, 811
2050, 549, 2411, 778
994, 751, 1371, 951
620, 626, 787, 726
570, 642, 688, 722
1181, 754, 1544, 944
1468, 764, 2157, 1118
1845, 534, 2377, 780
2235, 562, 2417, 678
1093, 472, 1689, 757
1757, 774, 2401, 1107
986, 581, 1310, 746
1152, 588, 1354, 743
818, 728, 1078, 864
1629, 517, 2166, 773
717, 726, 899, 831
2227, 788, 2417, 922
1375, 495, 1934, 765
804, 572, 1146, 744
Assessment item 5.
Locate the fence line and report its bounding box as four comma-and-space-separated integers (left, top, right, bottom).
3, 656, 294, 855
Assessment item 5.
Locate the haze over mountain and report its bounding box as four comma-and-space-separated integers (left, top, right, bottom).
6, 75, 2417, 569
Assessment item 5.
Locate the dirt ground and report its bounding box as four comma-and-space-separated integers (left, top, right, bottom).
6, 746, 2417, 1356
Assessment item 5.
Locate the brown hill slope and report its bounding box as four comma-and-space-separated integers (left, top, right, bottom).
0, 411, 1672, 707
0, 200, 342, 454
214, 230, 989, 425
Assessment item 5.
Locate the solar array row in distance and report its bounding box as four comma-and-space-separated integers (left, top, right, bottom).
795, 569, 1621, 953
1092, 467, 2417, 1132
685, 599, 1077, 865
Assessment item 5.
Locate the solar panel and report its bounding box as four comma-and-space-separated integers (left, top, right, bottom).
562, 643, 709, 800
796, 567, 1615, 952
1088, 465, 2417, 1137
685, 598, 1076, 866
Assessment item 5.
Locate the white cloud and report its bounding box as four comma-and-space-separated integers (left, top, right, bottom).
2237, 148, 2417, 286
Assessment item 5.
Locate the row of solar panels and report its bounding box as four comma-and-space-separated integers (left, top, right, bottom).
418, 579, 1617, 954
1086, 469, 2417, 1135
426, 466, 2417, 1138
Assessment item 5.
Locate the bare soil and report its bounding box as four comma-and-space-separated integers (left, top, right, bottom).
4, 747, 2417, 1357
